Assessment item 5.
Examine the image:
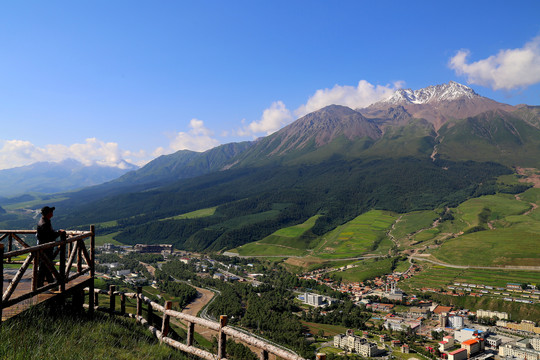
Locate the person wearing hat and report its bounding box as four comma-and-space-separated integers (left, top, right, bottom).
36, 206, 65, 287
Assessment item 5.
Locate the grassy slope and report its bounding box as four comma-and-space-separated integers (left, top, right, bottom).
0, 307, 188, 360
234, 215, 321, 256
431, 191, 540, 266
332, 257, 405, 283
313, 210, 396, 259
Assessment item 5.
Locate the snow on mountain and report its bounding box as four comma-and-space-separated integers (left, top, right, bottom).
380, 81, 478, 105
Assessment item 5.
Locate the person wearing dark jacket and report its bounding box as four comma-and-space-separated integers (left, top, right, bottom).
36, 206, 65, 287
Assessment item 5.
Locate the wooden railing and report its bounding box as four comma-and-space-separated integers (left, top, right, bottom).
87, 285, 322, 360
0, 226, 95, 323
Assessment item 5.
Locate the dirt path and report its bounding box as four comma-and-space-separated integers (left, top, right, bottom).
516, 167, 540, 188
179, 286, 216, 341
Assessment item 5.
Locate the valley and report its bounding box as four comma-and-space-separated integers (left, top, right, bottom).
2, 82, 540, 359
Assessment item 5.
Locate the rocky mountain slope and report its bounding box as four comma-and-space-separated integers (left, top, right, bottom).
361, 81, 515, 129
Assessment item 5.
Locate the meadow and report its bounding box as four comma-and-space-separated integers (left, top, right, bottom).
330, 257, 400, 283
313, 210, 396, 259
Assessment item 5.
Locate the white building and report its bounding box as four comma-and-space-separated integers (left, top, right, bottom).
532, 338, 540, 351
477, 309, 509, 320
305, 292, 324, 306
499, 344, 540, 360
448, 315, 464, 330
334, 333, 382, 357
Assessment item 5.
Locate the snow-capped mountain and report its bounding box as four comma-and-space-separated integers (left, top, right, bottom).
361, 81, 514, 129
381, 81, 478, 105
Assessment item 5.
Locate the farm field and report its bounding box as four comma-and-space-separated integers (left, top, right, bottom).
234, 215, 321, 256
161, 207, 217, 221
427, 190, 540, 267
400, 264, 540, 291
300, 321, 348, 337
314, 210, 397, 259
331, 257, 398, 283
390, 210, 439, 242
431, 227, 540, 266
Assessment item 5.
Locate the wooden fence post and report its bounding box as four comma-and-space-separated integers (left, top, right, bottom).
32, 250, 39, 291
0, 243, 4, 326
136, 286, 142, 317
161, 301, 172, 338
217, 315, 228, 359
120, 293, 126, 315
146, 296, 153, 324
187, 321, 195, 346
59, 233, 67, 293
88, 225, 95, 317
7, 234, 12, 263
109, 285, 116, 314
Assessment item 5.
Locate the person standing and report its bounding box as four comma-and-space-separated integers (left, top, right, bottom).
36, 206, 65, 287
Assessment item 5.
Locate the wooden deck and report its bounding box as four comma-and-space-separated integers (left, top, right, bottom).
1, 227, 95, 324
2, 269, 91, 321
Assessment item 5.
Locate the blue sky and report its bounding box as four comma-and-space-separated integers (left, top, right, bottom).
1, 0, 540, 170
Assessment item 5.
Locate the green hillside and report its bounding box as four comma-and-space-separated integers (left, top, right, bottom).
437, 110, 540, 167
431, 190, 540, 267
234, 215, 321, 256
0, 307, 188, 359
312, 210, 396, 259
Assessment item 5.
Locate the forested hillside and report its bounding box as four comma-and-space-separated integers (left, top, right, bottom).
58, 157, 511, 251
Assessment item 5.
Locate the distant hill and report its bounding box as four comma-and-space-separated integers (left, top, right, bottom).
0, 159, 138, 197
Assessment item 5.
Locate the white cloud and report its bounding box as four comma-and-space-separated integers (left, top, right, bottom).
449, 36, 540, 90
237, 81, 401, 137
237, 101, 293, 137
0, 138, 145, 170
295, 80, 401, 117
154, 118, 220, 157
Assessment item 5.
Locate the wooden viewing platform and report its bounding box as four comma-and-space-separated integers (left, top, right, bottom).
1, 226, 95, 323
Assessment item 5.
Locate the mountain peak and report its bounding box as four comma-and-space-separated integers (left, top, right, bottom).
380, 81, 479, 105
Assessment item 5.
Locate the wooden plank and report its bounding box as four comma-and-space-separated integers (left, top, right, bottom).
2, 253, 34, 302
2, 275, 92, 321
11, 233, 30, 248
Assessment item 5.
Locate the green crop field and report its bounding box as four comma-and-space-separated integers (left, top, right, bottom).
401, 264, 540, 291
235, 241, 307, 257
161, 206, 217, 221
95, 231, 123, 246
314, 210, 397, 259
331, 257, 396, 283
454, 194, 530, 230
432, 227, 540, 266
391, 210, 439, 241
233, 215, 321, 256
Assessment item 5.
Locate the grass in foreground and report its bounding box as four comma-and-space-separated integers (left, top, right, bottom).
0, 305, 190, 360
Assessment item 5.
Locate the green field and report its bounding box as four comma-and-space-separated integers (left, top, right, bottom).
314, 210, 397, 259
331, 257, 397, 283
432, 227, 540, 266
301, 321, 348, 337
401, 264, 540, 290
95, 231, 123, 246
391, 210, 439, 241
160, 207, 217, 221
234, 215, 321, 256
